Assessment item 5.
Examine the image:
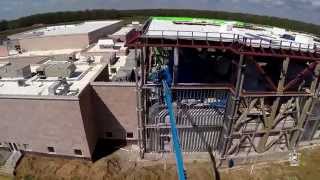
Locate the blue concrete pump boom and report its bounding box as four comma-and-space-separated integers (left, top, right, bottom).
160, 67, 186, 180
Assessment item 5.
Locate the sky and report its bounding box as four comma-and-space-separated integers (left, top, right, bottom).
0, 0, 320, 25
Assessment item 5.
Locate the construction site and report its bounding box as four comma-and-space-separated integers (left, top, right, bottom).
0, 16, 320, 179
125, 17, 320, 165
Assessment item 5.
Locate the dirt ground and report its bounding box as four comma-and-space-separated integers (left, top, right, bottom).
13, 146, 320, 180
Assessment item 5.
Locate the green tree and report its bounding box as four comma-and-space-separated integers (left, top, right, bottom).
0, 20, 9, 31
1, 9, 320, 36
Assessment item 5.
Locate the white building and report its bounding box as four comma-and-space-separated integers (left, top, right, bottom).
8, 20, 123, 52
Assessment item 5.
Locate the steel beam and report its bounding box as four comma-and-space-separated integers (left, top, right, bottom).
256, 57, 290, 153
290, 63, 320, 147
284, 62, 317, 91
254, 61, 277, 91
126, 36, 320, 61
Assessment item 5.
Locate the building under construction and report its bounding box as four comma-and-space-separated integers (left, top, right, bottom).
126, 16, 320, 161
1, 17, 320, 167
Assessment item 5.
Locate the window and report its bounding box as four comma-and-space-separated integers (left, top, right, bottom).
74, 149, 82, 156
47, 146, 55, 153
106, 132, 113, 138
126, 132, 134, 138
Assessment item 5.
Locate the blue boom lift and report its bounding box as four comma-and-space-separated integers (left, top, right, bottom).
149, 48, 186, 180
160, 67, 186, 180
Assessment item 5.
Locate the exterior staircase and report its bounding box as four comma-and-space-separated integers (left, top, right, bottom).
0, 151, 22, 175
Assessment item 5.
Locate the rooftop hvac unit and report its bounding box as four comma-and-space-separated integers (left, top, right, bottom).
98, 39, 115, 49
42, 62, 76, 78
48, 78, 70, 96
0, 63, 31, 79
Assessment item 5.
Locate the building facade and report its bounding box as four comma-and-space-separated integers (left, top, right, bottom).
0, 45, 8, 57
0, 56, 137, 160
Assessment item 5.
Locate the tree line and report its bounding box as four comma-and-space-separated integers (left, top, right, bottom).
0, 9, 320, 36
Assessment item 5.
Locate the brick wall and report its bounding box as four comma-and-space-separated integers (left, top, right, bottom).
91, 83, 138, 140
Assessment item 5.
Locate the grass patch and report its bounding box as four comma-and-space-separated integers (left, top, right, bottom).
0, 175, 13, 180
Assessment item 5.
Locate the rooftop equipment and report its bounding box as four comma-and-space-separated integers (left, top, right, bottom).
0, 63, 32, 79
97, 39, 115, 49
37, 62, 76, 78
112, 51, 135, 82
48, 78, 70, 95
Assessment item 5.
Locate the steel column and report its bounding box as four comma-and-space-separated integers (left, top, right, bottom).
221, 54, 245, 158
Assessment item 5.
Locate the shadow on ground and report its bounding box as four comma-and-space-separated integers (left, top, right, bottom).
91, 139, 127, 162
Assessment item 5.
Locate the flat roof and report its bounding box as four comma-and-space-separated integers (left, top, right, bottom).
145, 16, 320, 52
9, 20, 121, 39
0, 56, 49, 65
0, 58, 104, 96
